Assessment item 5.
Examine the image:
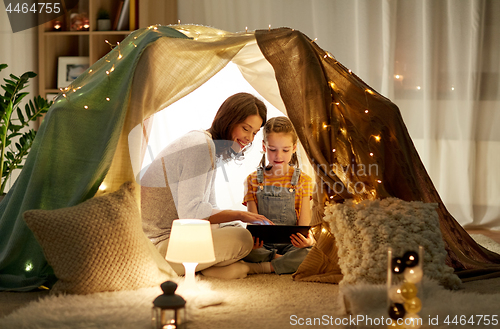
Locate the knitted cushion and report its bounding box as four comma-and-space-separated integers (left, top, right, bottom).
323, 197, 462, 289
23, 181, 173, 294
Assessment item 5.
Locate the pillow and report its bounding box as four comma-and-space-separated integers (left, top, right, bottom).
323, 197, 462, 289
23, 181, 174, 295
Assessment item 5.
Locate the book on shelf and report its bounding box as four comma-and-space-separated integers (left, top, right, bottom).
116, 0, 130, 31
113, 1, 124, 31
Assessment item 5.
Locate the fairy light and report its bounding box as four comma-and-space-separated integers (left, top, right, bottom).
99, 183, 107, 191
366, 89, 374, 95
365, 109, 369, 113
451, 86, 455, 91
348, 69, 352, 74
84, 105, 88, 109
104, 39, 115, 49
332, 148, 336, 153
369, 152, 374, 157
335, 102, 340, 106
311, 38, 317, 43
245, 26, 248, 33
416, 86, 421, 90
377, 180, 382, 183
374, 135, 381, 142
106, 97, 110, 101
89, 69, 93, 73
269, 24, 271, 31
178, 19, 181, 24
25, 261, 33, 272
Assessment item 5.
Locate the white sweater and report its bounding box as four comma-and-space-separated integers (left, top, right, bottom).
141, 130, 218, 244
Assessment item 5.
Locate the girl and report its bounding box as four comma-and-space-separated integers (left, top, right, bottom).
242, 116, 315, 274
141, 92, 273, 280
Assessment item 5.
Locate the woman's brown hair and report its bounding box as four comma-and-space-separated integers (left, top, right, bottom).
208, 92, 267, 161
260, 116, 299, 169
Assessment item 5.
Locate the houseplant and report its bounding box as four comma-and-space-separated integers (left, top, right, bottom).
0, 64, 52, 195
97, 8, 111, 31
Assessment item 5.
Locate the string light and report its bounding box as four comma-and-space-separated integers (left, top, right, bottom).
373, 135, 381, 142
311, 38, 317, 43
348, 69, 352, 74
332, 148, 336, 153
245, 26, 248, 33
377, 180, 382, 183
369, 152, 374, 157
84, 105, 88, 109
178, 19, 181, 24
104, 39, 115, 49
106, 97, 110, 101
416, 86, 421, 90
269, 24, 271, 31
366, 89, 374, 95
365, 109, 369, 113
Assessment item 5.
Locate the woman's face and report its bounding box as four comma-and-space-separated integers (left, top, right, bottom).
230, 114, 263, 153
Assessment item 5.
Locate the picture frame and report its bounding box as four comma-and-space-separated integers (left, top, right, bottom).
57, 56, 89, 88
45, 93, 59, 102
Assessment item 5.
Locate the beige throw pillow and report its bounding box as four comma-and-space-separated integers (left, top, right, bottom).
23, 181, 173, 294
323, 197, 462, 289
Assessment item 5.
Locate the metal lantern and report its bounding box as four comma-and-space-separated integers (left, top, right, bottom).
152, 281, 187, 329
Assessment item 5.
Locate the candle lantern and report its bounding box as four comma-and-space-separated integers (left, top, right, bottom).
152, 281, 187, 329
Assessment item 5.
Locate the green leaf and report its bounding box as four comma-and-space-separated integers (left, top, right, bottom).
0, 64, 7, 71
16, 107, 25, 124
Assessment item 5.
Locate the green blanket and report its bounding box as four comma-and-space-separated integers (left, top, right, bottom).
0, 26, 189, 291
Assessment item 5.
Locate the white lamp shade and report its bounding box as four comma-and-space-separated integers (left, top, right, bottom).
165, 219, 216, 264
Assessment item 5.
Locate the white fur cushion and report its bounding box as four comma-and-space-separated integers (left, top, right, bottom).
23, 182, 174, 295
323, 198, 461, 289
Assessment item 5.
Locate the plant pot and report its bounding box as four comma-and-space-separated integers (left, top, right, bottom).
97, 19, 111, 31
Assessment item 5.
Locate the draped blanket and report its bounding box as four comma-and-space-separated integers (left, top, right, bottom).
1, 25, 499, 291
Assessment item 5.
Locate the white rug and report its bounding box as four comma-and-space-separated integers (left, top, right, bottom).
1, 235, 500, 329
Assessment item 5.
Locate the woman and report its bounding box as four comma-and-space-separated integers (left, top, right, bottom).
141, 92, 272, 279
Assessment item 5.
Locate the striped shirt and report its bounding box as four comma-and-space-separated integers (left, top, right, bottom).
243, 166, 314, 220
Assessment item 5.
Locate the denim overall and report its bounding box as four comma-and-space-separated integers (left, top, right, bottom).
244, 167, 311, 274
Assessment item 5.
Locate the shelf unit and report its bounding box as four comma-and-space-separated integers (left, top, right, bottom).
38, 0, 177, 98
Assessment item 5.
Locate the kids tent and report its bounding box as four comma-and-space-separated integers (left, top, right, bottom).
1, 24, 499, 291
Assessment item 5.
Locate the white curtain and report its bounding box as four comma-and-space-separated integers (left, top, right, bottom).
178, 0, 500, 229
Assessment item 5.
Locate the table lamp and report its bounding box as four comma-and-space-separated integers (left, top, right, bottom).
166, 219, 215, 288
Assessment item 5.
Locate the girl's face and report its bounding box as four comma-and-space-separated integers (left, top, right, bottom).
263, 132, 297, 174
230, 114, 263, 153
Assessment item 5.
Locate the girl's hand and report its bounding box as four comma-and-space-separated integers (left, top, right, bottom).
238, 211, 275, 225
253, 237, 264, 249
290, 231, 315, 248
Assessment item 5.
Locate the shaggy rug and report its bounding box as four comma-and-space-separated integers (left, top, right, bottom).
1, 234, 499, 329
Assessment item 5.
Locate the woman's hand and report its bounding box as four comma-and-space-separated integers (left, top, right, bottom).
290, 231, 315, 248
238, 211, 274, 225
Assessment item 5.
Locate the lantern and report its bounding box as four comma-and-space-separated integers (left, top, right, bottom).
152, 281, 187, 329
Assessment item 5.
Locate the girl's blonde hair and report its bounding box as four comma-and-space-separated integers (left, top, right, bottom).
260, 116, 299, 169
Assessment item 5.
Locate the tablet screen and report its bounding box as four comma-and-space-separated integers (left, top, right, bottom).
246, 225, 311, 244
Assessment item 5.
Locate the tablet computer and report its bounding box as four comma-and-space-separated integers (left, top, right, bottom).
246, 225, 311, 244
